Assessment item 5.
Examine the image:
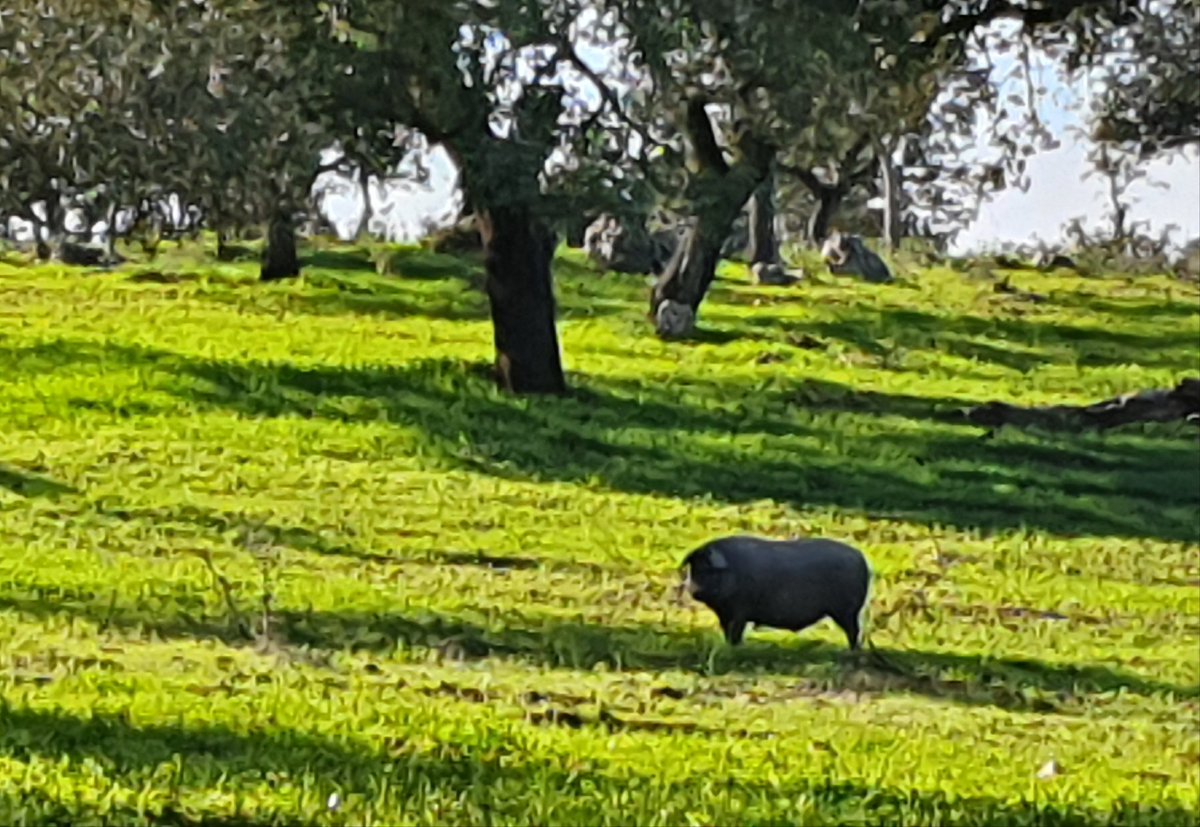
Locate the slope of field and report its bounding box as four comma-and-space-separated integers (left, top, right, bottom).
1, 241, 1197, 825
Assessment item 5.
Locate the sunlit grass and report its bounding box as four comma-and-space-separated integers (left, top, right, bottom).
0, 240, 1197, 825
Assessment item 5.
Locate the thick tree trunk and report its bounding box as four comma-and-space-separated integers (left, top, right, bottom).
477, 206, 566, 394
260, 211, 299, 281
648, 98, 773, 337
652, 220, 726, 311
806, 187, 844, 246
746, 171, 778, 264
649, 184, 752, 333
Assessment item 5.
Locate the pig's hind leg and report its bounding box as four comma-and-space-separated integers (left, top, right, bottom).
830, 609, 862, 650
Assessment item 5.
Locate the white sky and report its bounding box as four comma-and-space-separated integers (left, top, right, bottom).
947, 25, 1199, 254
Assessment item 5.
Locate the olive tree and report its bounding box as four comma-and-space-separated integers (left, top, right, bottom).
604, 0, 1145, 337
326, 0, 667, 393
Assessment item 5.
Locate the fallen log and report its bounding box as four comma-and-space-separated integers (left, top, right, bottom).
964, 377, 1200, 433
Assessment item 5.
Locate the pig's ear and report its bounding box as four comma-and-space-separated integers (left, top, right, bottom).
707, 548, 729, 569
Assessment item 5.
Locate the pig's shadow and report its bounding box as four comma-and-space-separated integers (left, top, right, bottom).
276, 608, 1194, 715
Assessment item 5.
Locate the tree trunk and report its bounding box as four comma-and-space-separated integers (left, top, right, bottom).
354, 169, 373, 240
806, 187, 844, 246
650, 180, 754, 326
217, 228, 232, 261
746, 171, 777, 264
880, 137, 905, 251
648, 100, 771, 336
260, 211, 299, 281
104, 204, 118, 259
476, 206, 566, 394
652, 219, 725, 311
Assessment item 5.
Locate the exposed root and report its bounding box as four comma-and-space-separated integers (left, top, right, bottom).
965, 377, 1200, 434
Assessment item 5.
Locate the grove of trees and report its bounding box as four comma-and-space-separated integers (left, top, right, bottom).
1, 0, 1196, 392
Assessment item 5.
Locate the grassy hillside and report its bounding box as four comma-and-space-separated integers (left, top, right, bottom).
1, 241, 1197, 825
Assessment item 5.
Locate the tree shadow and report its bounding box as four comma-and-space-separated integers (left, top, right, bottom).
0, 786, 292, 827
0, 463, 77, 501
275, 608, 1200, 712
175, 354, 1198, 543
301, 247, 377, 274
1, 705, 1186, 826
182, 253, 641, 324
725, 303, 1197, 372
3, 579, 1195, 716
4, 336, 1196, 543
385, 248, 482, 282
97, 500, 610, 574
893, 307, 1191, 370
7, 477, 592, 576
1051, 290, 1200, 322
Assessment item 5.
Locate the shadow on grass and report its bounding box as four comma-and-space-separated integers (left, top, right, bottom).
0, 463, 77, 500
2, 705, 1189, 826
274, 608, 1200, 711
0, 787, 291, 827
186, 252, 641, 324
96, 501, 611, 574
716, 297, 1196, 372
2, 336, 1196, 543
2, 582, 1195, 715
302, 247, 377, 273
306, 246, 487, 282
801, 306, 1195, 371
1050, 290, 1200, 322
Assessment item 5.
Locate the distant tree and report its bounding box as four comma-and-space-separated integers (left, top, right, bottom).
0, 0, 346, 274
1093, 0, 1200, 156
778, 136, 877, 247
0, 2, 163, 258
606, 0, 1144, 337
153, 1, 345, 280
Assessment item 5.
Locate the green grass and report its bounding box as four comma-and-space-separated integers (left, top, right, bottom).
0, 240, 1198, 826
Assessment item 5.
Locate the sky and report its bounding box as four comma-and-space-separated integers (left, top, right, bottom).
945, 24, 1199, 255
310, 16, 1199, 257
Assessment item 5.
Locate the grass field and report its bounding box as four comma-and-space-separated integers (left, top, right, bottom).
0, 239, 1198, 825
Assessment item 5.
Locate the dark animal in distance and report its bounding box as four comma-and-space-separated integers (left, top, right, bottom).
679, 535, 873, 649
820, 229, 894, 284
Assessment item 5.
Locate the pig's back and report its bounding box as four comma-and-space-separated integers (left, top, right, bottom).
714, 536, 870, 626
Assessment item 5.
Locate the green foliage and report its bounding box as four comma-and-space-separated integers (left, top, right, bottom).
0, 245, 1198, 824
0, 0, 348, 256
1094, 0, 1199, 156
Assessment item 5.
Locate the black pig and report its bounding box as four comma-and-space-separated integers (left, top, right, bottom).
679, 535, 872, 649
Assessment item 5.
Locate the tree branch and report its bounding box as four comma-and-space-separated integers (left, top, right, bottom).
917, 0, 1139, 49
777, 161, 825, 194
684, 97, 730, 175
559, 41, 669, 157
